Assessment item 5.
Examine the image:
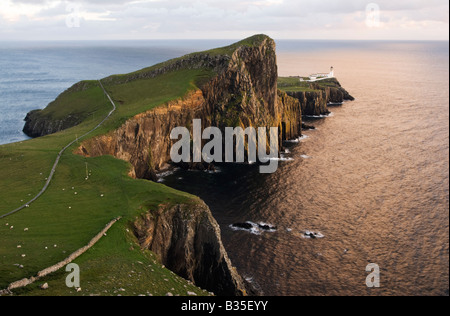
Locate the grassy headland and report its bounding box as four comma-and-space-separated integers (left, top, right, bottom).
0, 43, 223, 296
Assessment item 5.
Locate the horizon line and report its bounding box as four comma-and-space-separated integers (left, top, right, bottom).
0, 38, 449, 43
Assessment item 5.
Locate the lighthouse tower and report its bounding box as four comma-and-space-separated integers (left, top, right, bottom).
329, 66, 335, 78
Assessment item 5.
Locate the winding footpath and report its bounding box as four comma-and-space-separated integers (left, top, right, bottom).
0, 80, 116, 219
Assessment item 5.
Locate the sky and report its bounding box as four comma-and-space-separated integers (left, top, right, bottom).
0, 0, 448, 41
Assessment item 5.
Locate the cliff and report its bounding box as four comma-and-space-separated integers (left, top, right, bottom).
75, 35, 302, 178
133, 202, 247, 296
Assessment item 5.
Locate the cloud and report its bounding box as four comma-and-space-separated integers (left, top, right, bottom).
0, 0, 448, 40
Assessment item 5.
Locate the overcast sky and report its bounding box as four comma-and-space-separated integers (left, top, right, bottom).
0, 0, 448, 41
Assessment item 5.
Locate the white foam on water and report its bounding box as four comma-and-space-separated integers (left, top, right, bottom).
205, 166, 222, 174
229, 221, 261, 235
285, 134, 310, 143
269, 154, 294, 162
303, 112, 334, 118
157, 168, 180, 182
230, 221, 277, 235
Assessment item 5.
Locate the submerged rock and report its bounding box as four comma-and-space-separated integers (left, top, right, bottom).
258, 223, 277, 231
302, 231, 325, 239
231, 221, 277, 234
231, 223, 254, 230
302, 123, 316, 130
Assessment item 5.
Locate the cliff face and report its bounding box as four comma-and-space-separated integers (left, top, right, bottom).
286, 90, 329, 116
277, 90, 302, 140
133, 202, 247, 296
322, 83, 354, 104
202, 37, 279, 130
77, 89, 209, 180
76, 35, 302, 178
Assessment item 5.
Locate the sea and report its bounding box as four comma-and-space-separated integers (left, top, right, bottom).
0, 40, 448, 296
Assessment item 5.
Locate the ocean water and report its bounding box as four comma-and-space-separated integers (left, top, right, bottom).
0, 40, 448, 296
162, 40, 450, 296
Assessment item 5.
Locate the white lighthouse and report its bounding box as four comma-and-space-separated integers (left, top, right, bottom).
329, 66, 334, 78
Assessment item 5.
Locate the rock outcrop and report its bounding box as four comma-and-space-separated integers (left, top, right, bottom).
23, 109, 81, 138
320, 80, 354, 104
133, 202, 247, 296
285, 78, 354, 116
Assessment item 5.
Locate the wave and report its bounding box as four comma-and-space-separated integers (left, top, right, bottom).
156, 168, 180, 182
230, 221, 277, 235
303, 112, 334, 118
205, 166, 222, 174
284, 134, 310, 143
269, 154, 294, 162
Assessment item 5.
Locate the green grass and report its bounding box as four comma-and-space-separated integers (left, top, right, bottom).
99, 68, 215, 133
102, 34, 270, 87
26, 81, 108, 129
0, 137, 205, 294
277, 76, 332, 93
311, 78, 341, 88
12, 218, 210, 296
